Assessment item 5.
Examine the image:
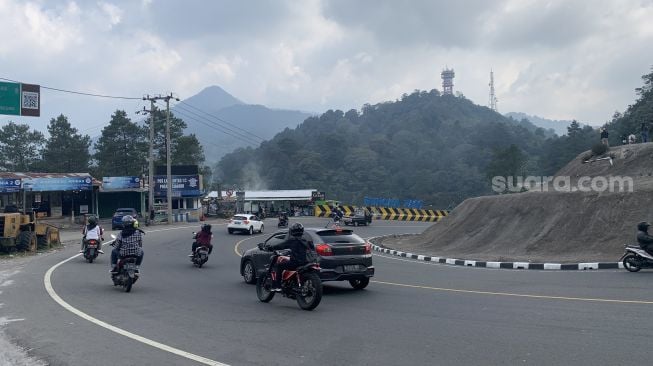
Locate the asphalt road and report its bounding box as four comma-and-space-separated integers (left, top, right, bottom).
2, 217, 653, 365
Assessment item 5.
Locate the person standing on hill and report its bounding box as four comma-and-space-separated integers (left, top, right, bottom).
641, 123, 649, 143
600, 127, 609, 147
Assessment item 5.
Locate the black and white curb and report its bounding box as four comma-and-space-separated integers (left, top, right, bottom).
368, 236, 623, 271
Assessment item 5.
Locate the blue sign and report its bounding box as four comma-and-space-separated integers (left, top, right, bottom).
22, 176, 93, 192
364, 197, 423, 209
0, 178, 22, 193
102, 176, 141, 190
154, 175, 201, 197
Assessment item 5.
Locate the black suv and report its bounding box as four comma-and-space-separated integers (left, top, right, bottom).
240, 228, 374, 289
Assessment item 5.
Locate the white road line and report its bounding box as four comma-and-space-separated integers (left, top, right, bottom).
44, 250, 229, 366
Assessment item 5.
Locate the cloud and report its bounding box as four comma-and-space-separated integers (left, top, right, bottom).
1, 0, 652, 135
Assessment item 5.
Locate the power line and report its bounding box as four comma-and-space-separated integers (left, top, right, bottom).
172, 107, 260, 146
173, 103, 263, 143
177, 101, 266, 141
0, 77, 142, 100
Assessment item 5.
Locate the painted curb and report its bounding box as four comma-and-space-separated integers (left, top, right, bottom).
368, 235, 624, 271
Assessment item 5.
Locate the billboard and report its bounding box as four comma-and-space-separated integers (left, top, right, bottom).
102, 176, 141, 190
154, 175, 202, 197
22, 176, 92, 192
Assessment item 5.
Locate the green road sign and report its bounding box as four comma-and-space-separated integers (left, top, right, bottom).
0, 81, 21, 116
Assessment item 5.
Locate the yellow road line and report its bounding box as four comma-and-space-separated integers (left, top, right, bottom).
372, 280, 653, 305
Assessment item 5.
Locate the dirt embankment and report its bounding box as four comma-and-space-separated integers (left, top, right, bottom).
380, 143, 653, 263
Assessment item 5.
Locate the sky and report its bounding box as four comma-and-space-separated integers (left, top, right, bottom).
1, 0, 652, 137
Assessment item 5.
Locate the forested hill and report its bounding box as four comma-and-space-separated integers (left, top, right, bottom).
215, 89, 584, 207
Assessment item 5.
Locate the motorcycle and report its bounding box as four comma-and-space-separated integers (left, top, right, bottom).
621, 245, 653, 272
190, 232, 210, 268
255, 246, 323, 311
278, 215, 288, 228
83, 238, 101, 263
109, 234, 139, 292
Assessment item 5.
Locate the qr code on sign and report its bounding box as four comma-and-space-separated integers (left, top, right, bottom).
22, 92, 39, 109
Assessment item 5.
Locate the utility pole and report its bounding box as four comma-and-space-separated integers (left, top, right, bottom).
142, 93, 178, 225
163, 93, 179, 225
142, 95, 160, 223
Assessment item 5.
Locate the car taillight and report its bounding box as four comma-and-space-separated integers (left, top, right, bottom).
364, 242, 372, 254
243, 220, 249, 224
315, 243, 333, 256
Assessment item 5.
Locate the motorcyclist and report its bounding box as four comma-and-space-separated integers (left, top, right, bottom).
266, 223, 312, 292
189, 223, 213, 256
80, 215, 104, 254
110, 215, 144, 274
278, 212, 288, 226
637, 221, 653, 256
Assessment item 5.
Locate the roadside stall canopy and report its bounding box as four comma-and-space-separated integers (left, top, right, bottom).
244, 190, 316, 201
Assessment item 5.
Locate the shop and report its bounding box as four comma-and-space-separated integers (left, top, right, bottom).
0, 173, 96, 218
205, 189, 318, 217
97, 176, 147, 219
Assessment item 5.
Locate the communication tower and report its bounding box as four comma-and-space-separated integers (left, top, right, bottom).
489, 69, 498, 112
441, 68, 455, 95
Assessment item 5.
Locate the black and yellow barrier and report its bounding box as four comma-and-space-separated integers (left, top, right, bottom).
314, 205, 448, 221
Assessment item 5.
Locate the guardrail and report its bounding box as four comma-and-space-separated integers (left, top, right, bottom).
314, 205, 448, 222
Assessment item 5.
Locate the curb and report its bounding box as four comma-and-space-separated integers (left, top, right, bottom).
368, 235, 624, 271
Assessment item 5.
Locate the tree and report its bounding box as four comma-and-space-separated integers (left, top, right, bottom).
39, 114, 91, 172
485, 144, 528, 191
173, 134, 205, 165
145, 107, 187, 167
93, 110, 148, 177
0, 121, 45, 172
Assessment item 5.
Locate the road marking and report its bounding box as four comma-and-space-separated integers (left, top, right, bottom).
44, 249, 230, 365
372, 280, 653, 305
234, 235, 264, 257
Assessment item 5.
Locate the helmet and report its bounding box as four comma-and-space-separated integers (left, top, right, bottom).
289, 222, 304, 237
638, 221, 651, 231
87, 216, 97, 225
122, 215, 136, 228
202, 223, 212, 232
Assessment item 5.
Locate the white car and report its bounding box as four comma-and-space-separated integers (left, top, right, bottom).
227, 214, 264, 235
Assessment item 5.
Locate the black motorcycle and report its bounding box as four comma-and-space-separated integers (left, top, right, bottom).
256, 247, 323, 311
621, 245, 653, 272
190, 232, 210, 268
83, 238, 101, 263
109, 235, 139, 292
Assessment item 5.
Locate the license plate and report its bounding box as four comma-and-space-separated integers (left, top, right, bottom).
124, 263, 136, 270
234, 221, 241, 224
343, 265, 362, 272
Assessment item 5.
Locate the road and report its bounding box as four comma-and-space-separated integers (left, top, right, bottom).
2, 217, 653, 365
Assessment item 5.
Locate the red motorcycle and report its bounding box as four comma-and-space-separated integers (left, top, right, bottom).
256, 248, 323, 311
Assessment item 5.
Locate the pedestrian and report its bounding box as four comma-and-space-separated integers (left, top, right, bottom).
628, 133, 637, 144
600, 127, 609, 147
641, 123, 649, 143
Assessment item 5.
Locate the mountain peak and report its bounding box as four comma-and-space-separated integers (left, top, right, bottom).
182, 85, 245, 112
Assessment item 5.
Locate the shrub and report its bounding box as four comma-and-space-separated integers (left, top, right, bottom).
591, 142, 608, 156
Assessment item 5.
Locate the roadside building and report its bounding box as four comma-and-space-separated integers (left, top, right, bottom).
0, 172, 98, 221
205, 189, 319, 217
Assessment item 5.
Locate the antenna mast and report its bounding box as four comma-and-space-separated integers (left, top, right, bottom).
489, 69, 498, 112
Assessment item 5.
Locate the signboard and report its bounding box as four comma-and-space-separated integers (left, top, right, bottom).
22, 176, 92, 192
364, 197, 423, 209
154, 175, 201, 197
102, 176, 141, 190
0, 82, 40, 117
0, 178, 22, 193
